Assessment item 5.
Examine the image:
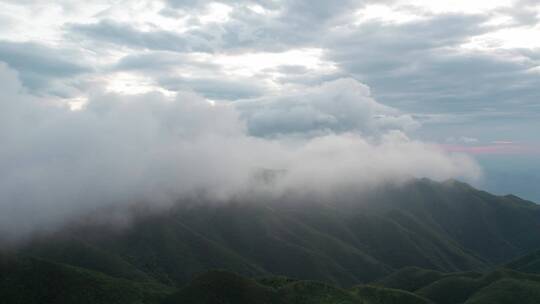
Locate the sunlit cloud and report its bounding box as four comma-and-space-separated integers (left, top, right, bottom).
213, 48, 338, 78
104, 72, 174, 96
0, 2, 108, 44
198, 2, 233, 24
463, 25, 540, 50
395, 0, 515, 14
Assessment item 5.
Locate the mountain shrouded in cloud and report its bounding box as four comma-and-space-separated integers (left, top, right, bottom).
0, 0, 538, 202
0, 64, 480, 241
2, 2, 540, 303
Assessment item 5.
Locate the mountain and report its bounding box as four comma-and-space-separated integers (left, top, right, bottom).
18, 179, 540, 288
505, 250, 540, 274
3, 178, 540, 303
163, 270, 431, 304
166, 267, 540, 304
373, 252, 540, 304
375, 266, 540, 304
5, 261, 540, 304
0, 255, 173, 304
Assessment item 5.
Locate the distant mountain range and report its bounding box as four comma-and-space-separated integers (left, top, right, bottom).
2, 178, 540, 303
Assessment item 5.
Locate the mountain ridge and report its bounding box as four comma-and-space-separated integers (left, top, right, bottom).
2, 178, 540, 303
10, 178, 540, 287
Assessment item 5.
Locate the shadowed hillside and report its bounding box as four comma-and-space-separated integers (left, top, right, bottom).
160, 270, 432, 304
13, 179, 540, 286
16, 179, 540, 287
5, 261, 540, 304
505, 249, 540, 274
376, 265, 540, 304
0, 255, 173, 304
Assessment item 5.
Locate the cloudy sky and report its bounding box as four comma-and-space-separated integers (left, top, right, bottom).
0, 0, 539, 238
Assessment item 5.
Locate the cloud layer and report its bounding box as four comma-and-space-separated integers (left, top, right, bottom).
1, 0, 538, 239
0, 64, 480, 241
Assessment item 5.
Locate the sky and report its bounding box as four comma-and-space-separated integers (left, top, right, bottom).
0, 0, 539, 239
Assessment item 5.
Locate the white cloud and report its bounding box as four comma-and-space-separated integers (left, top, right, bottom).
198, 2, 233, 24
213, 48, 337, 77
463, 25, 540, 50
236, 78, 420, 137
0, 65, 481, 241
104, 71, 174, 96
394, 0, 515, 14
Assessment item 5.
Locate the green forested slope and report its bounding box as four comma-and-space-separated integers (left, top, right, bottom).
376, 266, 540, 304
505, 249, 540, 274
4, 256, 540, 304
163, 270, 432, 304
19, 179, 540, 287
0, 255, 173, 304
3, 179, 540, 303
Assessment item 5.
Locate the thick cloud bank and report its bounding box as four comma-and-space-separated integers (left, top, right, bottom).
0, 64, 480, 241
237, 78, 420, 137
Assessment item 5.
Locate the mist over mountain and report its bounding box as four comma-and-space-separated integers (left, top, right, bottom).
11, 179, 540, 285
2, 179, 540, 304
0, 64, 481, 242
2, 1, 540, 303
